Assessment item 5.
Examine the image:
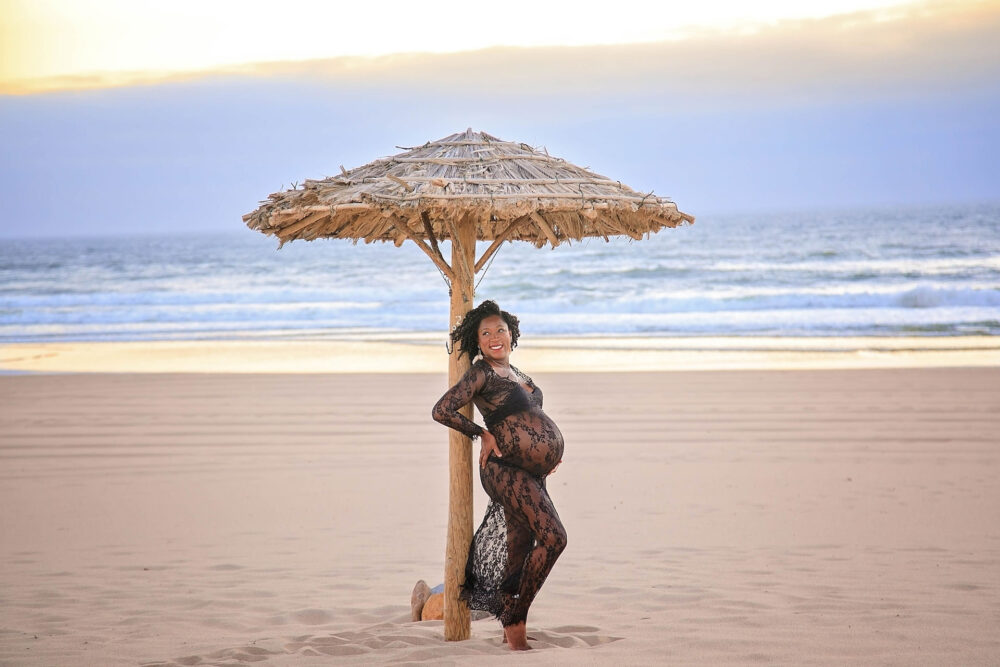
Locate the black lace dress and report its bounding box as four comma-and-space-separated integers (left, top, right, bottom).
432, 359, 567, 627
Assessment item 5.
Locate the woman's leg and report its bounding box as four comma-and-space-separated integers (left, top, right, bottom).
501, 510, 532, 595
495, 509, 533, 647
483, 464, 567, 634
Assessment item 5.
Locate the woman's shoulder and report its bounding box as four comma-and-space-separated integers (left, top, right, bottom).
464, 358, 492, 382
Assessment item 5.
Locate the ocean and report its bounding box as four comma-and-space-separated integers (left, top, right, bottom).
1, 203, 998, 343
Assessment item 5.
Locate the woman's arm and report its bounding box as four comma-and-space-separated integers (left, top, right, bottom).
431, 363, 487, 439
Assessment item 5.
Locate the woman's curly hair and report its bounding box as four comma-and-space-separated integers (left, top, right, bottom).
450, 300, 520, 360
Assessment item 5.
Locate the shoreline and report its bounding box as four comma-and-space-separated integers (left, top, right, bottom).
1, 335, 997, 373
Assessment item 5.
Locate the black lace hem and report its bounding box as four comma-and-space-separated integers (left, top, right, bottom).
459, 500, 516, 622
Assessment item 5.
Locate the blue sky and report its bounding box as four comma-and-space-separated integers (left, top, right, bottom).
0, 0, 998, 238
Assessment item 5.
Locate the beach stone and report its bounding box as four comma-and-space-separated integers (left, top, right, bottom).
421, 593, 444, 621
410, 580, 431, 622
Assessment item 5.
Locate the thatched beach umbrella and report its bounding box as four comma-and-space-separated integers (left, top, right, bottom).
243, 128, 693, 640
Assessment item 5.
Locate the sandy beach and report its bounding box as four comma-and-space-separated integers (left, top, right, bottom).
1, 342, 998, 665
5, 0, 999, 663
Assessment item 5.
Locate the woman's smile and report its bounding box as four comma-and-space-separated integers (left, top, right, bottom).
478, 315, 511, 363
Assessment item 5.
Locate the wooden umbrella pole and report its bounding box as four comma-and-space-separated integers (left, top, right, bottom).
444, 218, 477, 641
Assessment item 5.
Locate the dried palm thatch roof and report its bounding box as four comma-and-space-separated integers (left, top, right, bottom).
243, 129, 693, 254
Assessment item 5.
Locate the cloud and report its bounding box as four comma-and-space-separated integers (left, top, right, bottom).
5, 0, 998, 107
284, 0, 998, 108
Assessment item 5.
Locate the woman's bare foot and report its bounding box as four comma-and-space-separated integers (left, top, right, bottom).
503, 622, 532, 650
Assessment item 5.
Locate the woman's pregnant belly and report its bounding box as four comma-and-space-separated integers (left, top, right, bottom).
492, 408, 564, 476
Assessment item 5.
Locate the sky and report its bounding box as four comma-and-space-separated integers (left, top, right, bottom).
0, 0, 998, 238
0, 0, 923, 90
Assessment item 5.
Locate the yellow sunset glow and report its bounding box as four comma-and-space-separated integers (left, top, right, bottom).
0, 0, 935, 92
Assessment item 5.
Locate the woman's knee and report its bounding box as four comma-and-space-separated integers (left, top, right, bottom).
543, 524, 567, 555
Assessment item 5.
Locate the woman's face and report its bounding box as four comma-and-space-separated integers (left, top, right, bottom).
478, 314, 512, 364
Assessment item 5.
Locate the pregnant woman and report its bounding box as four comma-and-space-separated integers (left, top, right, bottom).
432, 300, 566, 650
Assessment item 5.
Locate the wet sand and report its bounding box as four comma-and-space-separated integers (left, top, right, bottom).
2, 335, 998, 373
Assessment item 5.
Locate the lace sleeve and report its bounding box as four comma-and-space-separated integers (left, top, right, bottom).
432, 363, 487, 439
